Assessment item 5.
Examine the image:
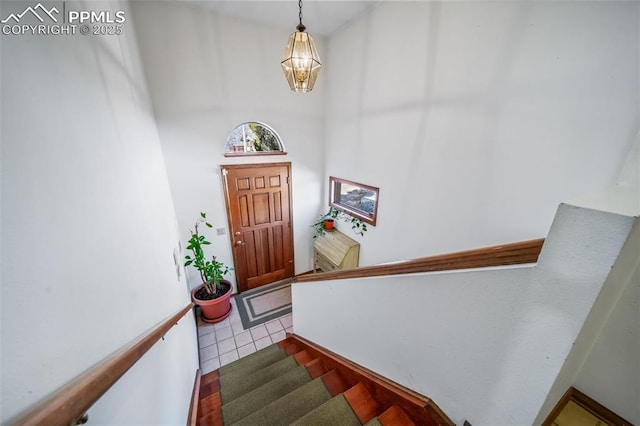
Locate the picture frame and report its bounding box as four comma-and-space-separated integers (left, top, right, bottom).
329, 176, 379, 226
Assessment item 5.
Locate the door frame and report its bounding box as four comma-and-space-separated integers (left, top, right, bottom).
221, 162, 295, 292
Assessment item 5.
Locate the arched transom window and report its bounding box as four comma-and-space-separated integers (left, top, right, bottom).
224, 122, 286, 156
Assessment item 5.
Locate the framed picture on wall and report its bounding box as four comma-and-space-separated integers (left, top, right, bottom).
329, 176, 379, 226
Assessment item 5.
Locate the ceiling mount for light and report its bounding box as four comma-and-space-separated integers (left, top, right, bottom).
280, 0, 322, 93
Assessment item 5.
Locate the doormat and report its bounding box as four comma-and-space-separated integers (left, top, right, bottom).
235, 279, 292, 330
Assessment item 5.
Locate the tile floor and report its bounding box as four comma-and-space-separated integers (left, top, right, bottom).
196, 296, 294, 374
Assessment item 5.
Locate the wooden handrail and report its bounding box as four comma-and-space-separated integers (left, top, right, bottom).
296, 238, 545, 283
11, 303, 194, 426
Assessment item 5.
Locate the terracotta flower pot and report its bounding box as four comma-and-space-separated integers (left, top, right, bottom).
191, 280, 233, 323
323, 219, 335, 231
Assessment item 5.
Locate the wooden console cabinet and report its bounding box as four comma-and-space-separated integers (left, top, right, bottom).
313, 230, 360, 273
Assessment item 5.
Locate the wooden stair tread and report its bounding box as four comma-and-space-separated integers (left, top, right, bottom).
199, 392, 221, 413
198, 410, 222, 426
304, 357, 328, 379
293, 349, 315, 365
378, 405, 416, 425
199, 373, 220, 399
201, 370, 219, 385
344, 382, 380, 424
320, 369, 351, 396
283, 343, 302, 355
198, 392, 222, 426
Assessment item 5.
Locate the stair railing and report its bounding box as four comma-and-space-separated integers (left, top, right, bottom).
295, 238, 545, 283
10, 303, 194, 426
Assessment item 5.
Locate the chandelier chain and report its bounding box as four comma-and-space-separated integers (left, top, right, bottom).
298, 0, 303, 26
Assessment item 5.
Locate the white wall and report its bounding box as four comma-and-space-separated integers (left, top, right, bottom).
129, 0, 639, 279
324, 1, 639, 265
533, 141, 640, 424
129, 1, 326, 289
573, 259, 639, 423
533, 217, 640, 425
293, 204, 637, 425
0, 0, 198, 423
294, 139, 640, 424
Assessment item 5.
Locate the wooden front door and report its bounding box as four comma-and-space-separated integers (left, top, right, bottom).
222, 163, 294, 293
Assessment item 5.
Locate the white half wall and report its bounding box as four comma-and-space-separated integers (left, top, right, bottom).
130, 1, 326, 287
292, 203, 636, 425
572, 253, 639, 423
532, 141, 640, 424
534, 219, 640, 424
0, 0, 198, 423
324, 1, 639, 265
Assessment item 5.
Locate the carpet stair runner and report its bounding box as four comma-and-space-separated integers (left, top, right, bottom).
195, 334, 453, 426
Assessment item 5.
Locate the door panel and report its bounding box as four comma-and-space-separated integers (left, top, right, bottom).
222, 163, 294, 293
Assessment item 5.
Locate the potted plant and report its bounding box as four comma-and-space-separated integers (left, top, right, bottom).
184, 212, 233, 323
323, 218, 335, 231
312, 207, 368, 238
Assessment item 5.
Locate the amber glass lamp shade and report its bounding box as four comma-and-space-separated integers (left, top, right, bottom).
281, 26, 321, 93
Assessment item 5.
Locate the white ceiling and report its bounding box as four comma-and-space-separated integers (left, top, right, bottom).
179, 0, 379, 36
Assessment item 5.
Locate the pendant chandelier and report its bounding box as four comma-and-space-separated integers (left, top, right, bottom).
281, 0, 322, 93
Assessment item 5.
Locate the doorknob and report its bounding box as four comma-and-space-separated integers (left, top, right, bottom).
235, 241, 244, 246
234, 232, 241, 236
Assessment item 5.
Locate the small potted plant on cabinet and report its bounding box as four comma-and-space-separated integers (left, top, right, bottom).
312, 207, 367, 238
184, 212, 233, 323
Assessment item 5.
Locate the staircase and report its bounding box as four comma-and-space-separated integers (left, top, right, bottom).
195, 334, 452, 426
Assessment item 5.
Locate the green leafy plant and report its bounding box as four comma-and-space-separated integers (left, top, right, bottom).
312, 207, 368, 238
184, 212, 232, 296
